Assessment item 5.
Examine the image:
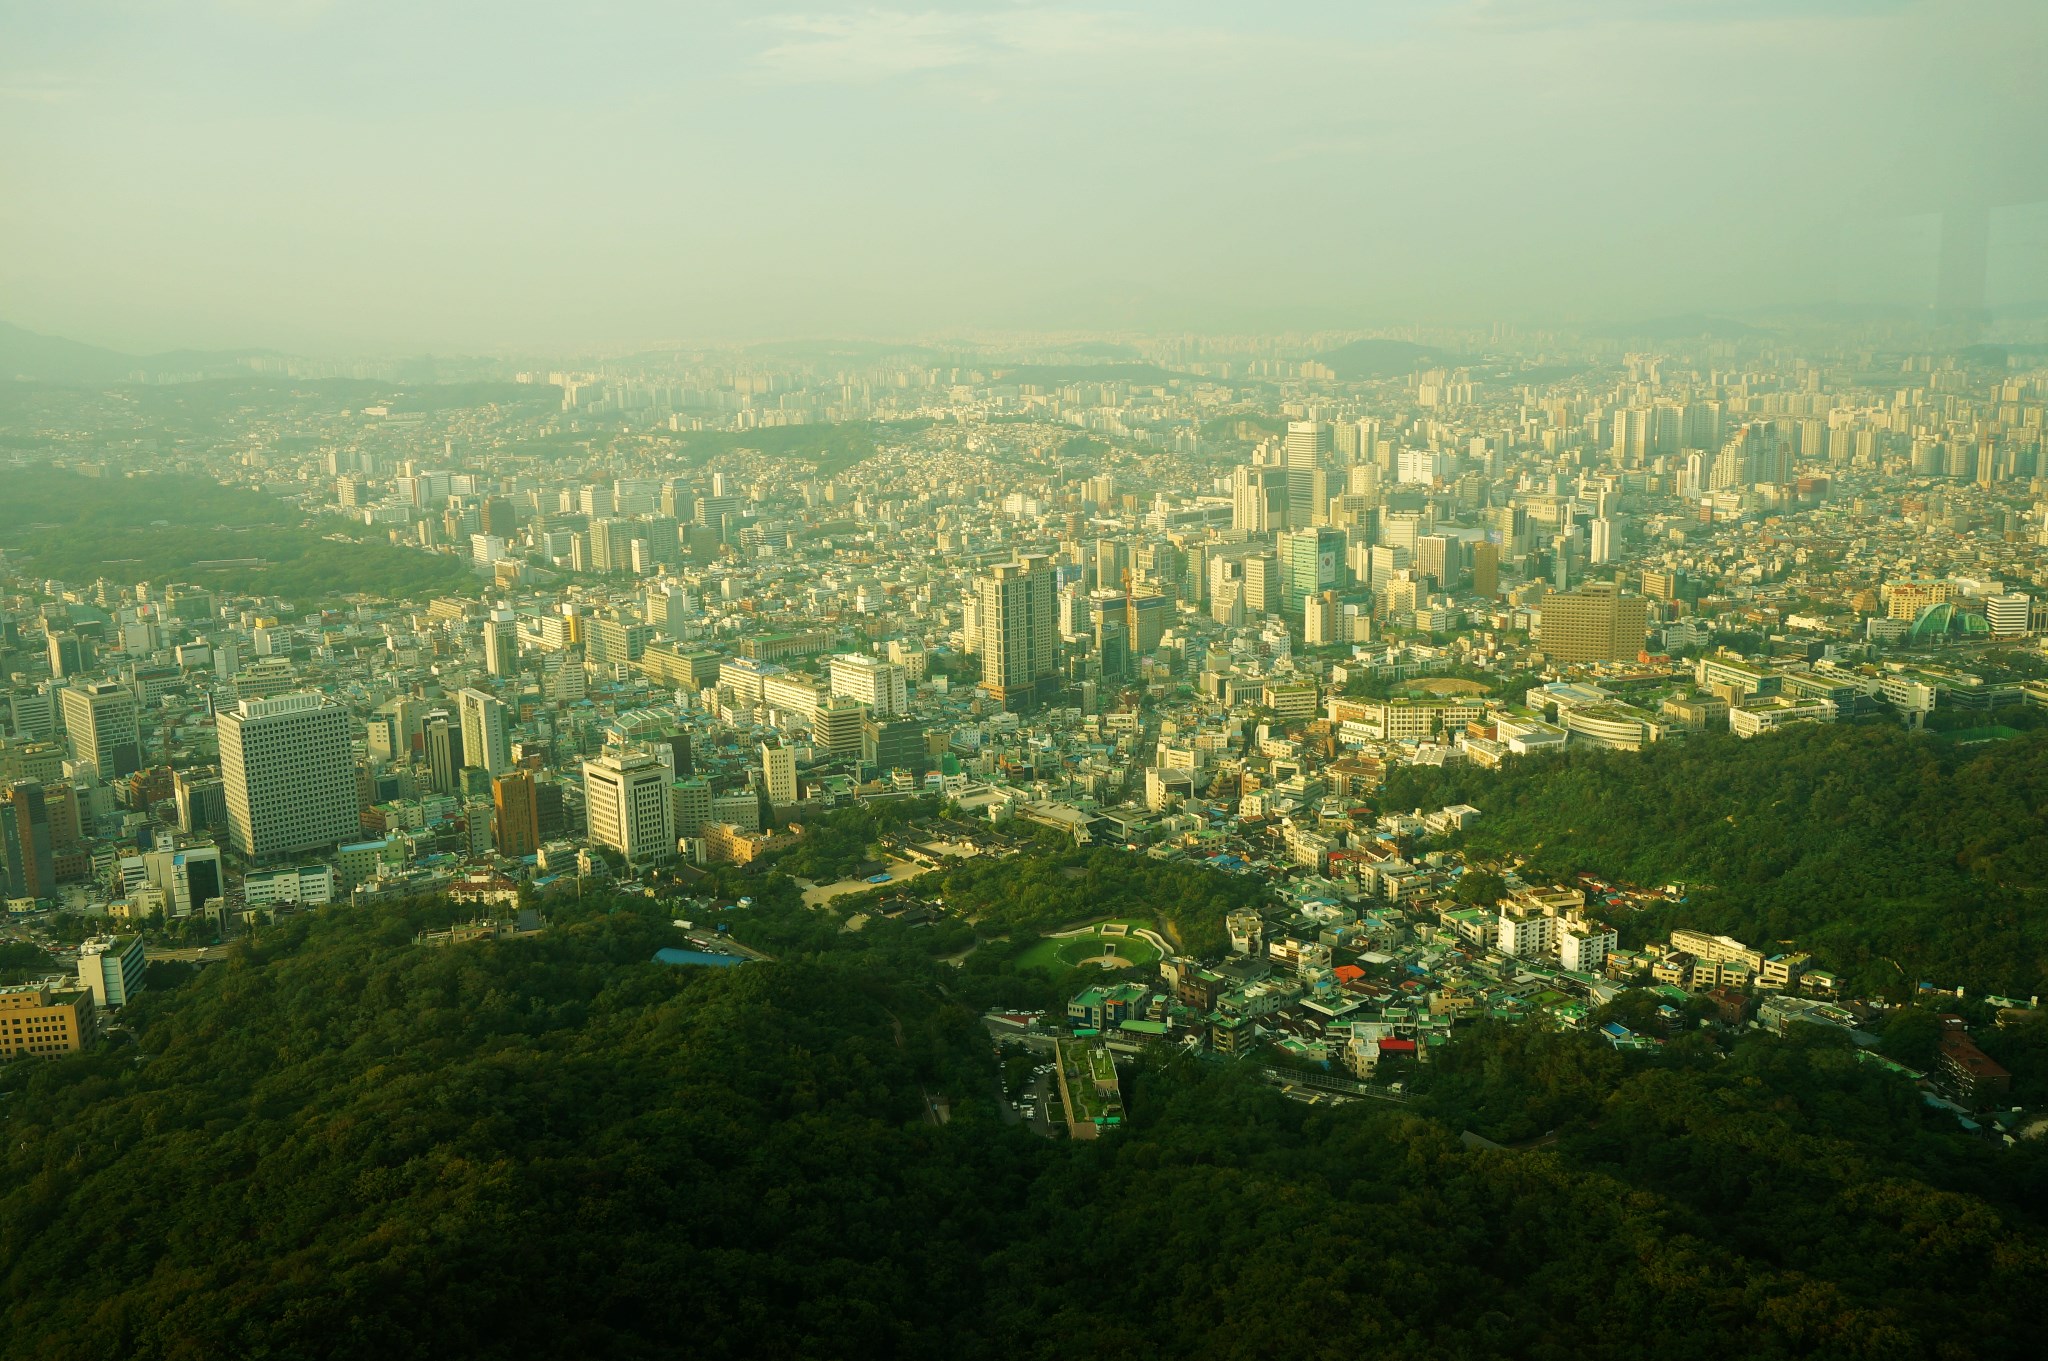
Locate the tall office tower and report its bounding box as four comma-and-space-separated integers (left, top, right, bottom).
978, 555, 1059, 710
1135, 541, 1187, 601
424, 712, 465, 794
1650, 400, 1685, 456
3, 782, 55, 901
1093, 540, 1129, 592
1481, 504, 1526, 554
1089, 591, 1131, 678
483, 613, 517, 677
1378, 507, 1429, 552
172, 768, 227, 834
1231, 465, 1290, 533
491, 770, 541, 859
1125, 593, 1170, 654
583, 749, 675, 867
663, 731, 693, 779
1590, 518, 1614, 565
9, 687, 60, 741
1282, 421, 1330, 526
1470, 542, 1500, 598
46, 632, 90, 680
1284, 420, 1330, 468
828, 653, 909, 717
811, 695, 868, 760
1303, 591, 1340, 646
1408, 534, 1458, 592
60, 681, 142, 780
457, 689, 511, 776
1241, 553, 1281, 616
1057, 584, 1087, 639
760, 742, 797, 807
646, 587, 691, 641
1369, 544, 1413, 590
142, 843, 223, 919
1535, 583, 1649, 664
217, 693, 357, 862
1277, 527, 1343, 615
586, 616, 653, 671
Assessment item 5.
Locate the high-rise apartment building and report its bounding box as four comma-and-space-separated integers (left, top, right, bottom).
1535, 583, 1649, 664
583, 749, 674, 868
978, 555, 1059, 710
60, 681, 142, 780
217, 693, 358, 862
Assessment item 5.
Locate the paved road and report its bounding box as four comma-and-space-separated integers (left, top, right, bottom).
145, 945, 235, 964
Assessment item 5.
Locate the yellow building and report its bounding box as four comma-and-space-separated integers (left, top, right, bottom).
0, 982, 96, 1057
1536, 582, 1649, 664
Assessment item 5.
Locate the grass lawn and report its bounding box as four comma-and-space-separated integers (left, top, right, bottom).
1014, 920, 1162, 975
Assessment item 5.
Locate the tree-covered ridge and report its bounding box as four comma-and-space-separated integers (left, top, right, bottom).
2, 891, 2045, 1359
0, 467, 472, 603
1386, 724, 2048, 996
929, 844, 1268, 957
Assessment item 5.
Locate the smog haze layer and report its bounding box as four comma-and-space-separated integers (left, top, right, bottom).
3, 0, 2045, 352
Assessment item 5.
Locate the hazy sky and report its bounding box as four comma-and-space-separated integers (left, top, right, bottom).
3, 0, 2043, 353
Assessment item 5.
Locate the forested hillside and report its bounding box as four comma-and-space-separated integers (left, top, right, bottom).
3, 891, 2045, 1359
0, 467, 472, 603
1385, 724, 2048, 997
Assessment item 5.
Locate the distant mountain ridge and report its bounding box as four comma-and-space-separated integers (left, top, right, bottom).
0, 320, 276, 383
1315, 337, 1455, 380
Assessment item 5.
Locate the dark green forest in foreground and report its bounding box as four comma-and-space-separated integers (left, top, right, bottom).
4, 891, 2047, 1360
1386, 724, 2048, 997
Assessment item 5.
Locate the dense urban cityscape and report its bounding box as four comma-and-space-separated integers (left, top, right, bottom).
4, 315, 2048, 1353
6, 0, 2047, 1355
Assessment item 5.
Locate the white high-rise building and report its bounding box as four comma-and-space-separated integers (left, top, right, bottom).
456, 688, 511, 776
761, 742, 797, 807
1985, 592, 2032, 638
828, 653, 909, 717
483, 613, 517, 677
217, 692, 357, 862
583, 749, 674, 868
1590, 518, 1614, 565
